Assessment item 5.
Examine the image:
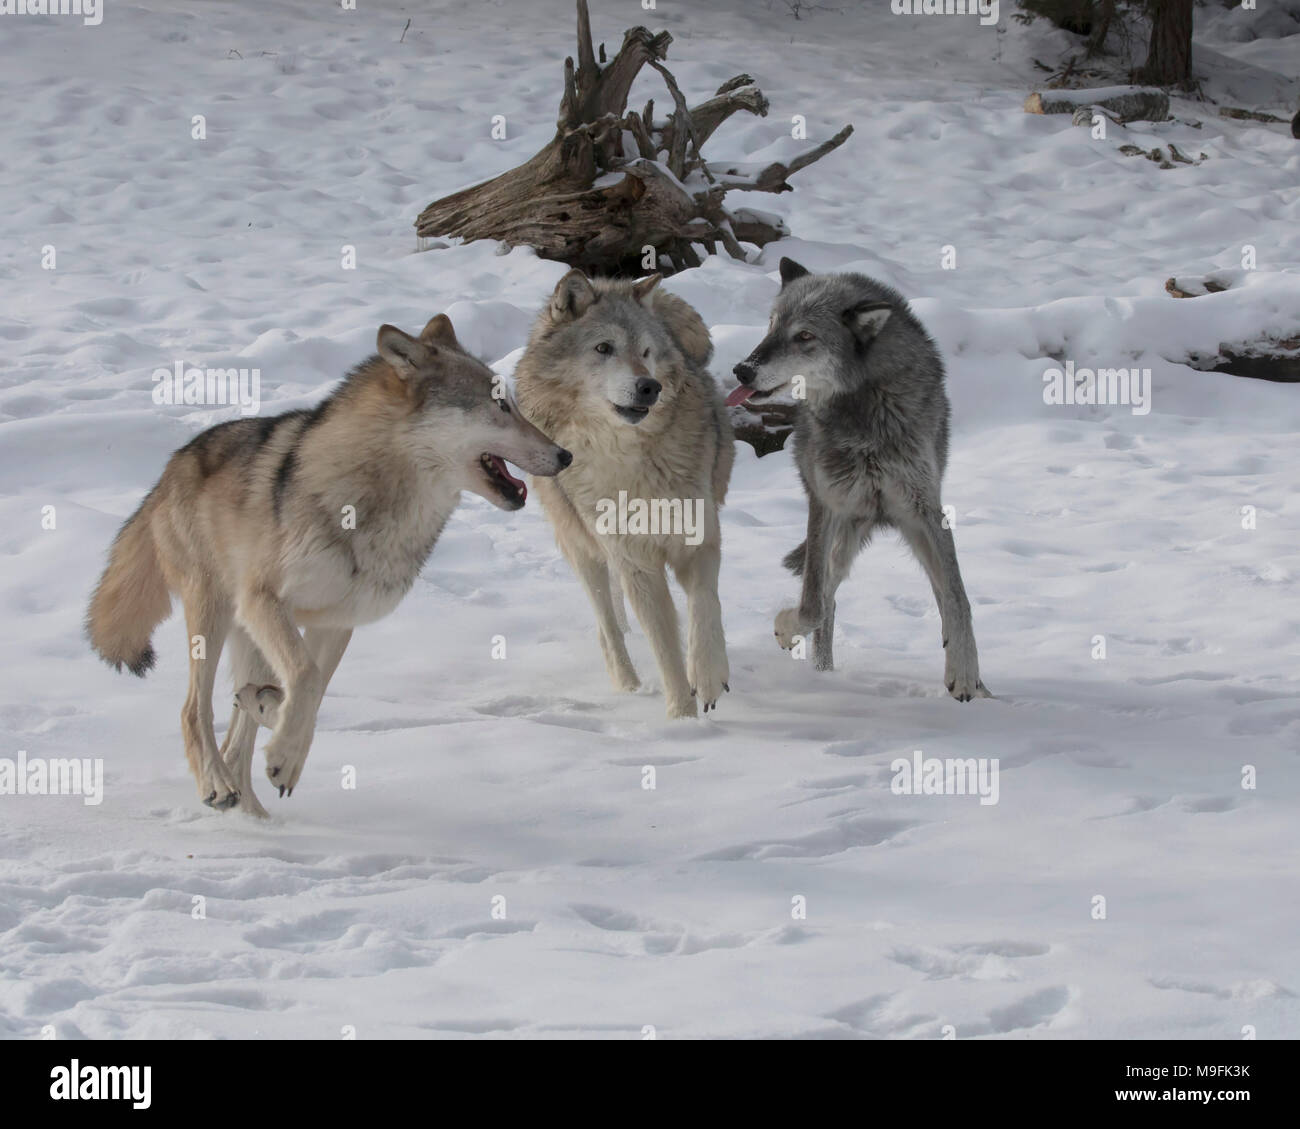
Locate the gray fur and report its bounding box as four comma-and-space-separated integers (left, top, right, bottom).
735, 258, 990, 701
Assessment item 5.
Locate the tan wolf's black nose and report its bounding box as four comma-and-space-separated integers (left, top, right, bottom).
733, 362, 755, 385
557, 448, 573, 469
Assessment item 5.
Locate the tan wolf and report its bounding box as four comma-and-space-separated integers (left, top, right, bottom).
514, 271, 734, 719
87, 315, 570, 815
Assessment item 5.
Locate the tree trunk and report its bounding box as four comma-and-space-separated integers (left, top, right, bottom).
1135, 0, 1194, 87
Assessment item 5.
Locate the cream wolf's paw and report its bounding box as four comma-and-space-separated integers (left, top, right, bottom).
198, 757, 241, 811
666, 693, 699, 720
944, 638, 992, 703
688, 646, 730, 713
236, 682, 283, 728
774, 607, 812, 651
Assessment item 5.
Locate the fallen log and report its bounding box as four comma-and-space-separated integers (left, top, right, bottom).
1025, 85, 1170, 122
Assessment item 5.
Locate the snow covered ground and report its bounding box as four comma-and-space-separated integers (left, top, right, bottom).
1, 0, 1297, 1039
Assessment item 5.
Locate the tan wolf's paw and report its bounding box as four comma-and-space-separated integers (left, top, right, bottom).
236, 790, 270, 819
774, 607, 810, 651
199, 758, 241, 812
264, 731, 311, 796
236, 682, 283, 728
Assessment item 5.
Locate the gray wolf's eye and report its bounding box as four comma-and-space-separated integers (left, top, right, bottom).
796, 330, 815, 342
595, 342, 613, 355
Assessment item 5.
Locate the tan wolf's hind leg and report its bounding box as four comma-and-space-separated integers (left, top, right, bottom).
180, 585, 240, 810
220, 627, 274, 818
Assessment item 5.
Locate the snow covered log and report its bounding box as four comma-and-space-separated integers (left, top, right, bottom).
414, 0, 852, 275
1186, 336, 1300, 384
1024, 85, 1169, 122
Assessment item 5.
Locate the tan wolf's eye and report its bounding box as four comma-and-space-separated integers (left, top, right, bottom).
796, 330, 815, 342
595, 342, 613, 355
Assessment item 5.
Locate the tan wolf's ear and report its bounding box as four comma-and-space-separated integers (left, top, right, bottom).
377, 324, 432, 379
549, 269, 598, 322
420, 313, 459, 348
631, 273, 662, 305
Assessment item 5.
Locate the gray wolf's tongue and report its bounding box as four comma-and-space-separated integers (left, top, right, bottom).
725, 385, 756, 407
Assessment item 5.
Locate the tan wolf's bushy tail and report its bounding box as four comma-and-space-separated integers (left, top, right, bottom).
87, 494, 172, 677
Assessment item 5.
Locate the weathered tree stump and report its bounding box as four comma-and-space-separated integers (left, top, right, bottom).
415, 0, 853, 276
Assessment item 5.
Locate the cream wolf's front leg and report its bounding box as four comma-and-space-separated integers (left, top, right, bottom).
675, 536, 729, 712
619, 563, 695, 719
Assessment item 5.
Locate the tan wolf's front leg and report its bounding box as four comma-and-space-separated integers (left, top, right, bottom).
236, 587, 325, 796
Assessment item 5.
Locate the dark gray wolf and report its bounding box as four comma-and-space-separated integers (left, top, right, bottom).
728, 258, 990, 701
514, 271, 734, 718
87, 315, 570, 815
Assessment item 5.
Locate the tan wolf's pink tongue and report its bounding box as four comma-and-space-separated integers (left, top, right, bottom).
725, 385, 756, 407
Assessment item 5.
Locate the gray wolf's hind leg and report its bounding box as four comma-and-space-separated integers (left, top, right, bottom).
897, 503, 991, 702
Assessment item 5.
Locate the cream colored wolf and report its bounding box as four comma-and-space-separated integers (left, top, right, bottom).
514, 271, 734, 719
87, 315, 570, 815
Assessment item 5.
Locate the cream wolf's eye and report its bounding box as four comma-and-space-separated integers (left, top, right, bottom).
498, 398, 510, 413
595, 342, 613, 355
642, 347, 651, 358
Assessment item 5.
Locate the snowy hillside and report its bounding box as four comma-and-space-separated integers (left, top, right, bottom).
0, 0, 1297, 1039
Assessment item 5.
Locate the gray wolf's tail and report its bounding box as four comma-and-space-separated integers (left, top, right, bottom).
86, 494, 171, 677
782, 541, 806, 577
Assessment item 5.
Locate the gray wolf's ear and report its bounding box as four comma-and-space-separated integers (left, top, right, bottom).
779, 258, 810, 288
550, 269, 598, 322
420, 314, 459, 348
377, 325, 432, 378
843, 302, 892, 343
631, 273, 662, 305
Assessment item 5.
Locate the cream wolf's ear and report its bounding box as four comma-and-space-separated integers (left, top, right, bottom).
377, 324, 433, 378
549, 269, 598, 322
650, 290, 713, 368
420, 313, 460, 348
631, 273, 662, 305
